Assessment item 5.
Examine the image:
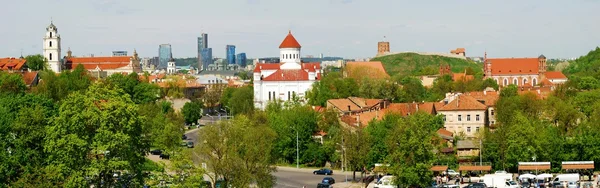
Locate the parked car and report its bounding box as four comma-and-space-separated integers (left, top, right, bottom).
313, 168, 333, 175
440, 184, 459, 188
552, 181, 564, 188
182, 135, 188, 140
521, 182, 530, 188
443, 169, 460, 177
582, 182, 593, 188
159, 153, 170, 159
567, 182, 577, 188
466, 183, 488, 188
186, 141, 194, 148
181, 141, 188, 147
495, 170, 508, 174
322, 177, 335, 184
150, 149, 162, 155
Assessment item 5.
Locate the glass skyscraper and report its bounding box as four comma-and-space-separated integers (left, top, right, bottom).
201, 48, 213, 70
226, 45, 236, 65
198, 33, 208, 70
158, 44, 172, 68
236, 53, 247, 67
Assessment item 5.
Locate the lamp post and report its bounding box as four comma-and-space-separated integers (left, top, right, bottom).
205, 114, 215, 124
336, 142, 346, 172
296, 131, 299, 169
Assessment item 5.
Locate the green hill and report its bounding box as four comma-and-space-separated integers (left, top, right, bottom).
563, 47, 600, 78
370, 53, 483, 77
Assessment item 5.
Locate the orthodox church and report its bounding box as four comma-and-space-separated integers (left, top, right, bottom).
42, 22, 141, 76
253, 31, 321, 109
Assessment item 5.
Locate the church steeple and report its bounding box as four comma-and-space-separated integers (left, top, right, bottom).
43, 21, 62, 72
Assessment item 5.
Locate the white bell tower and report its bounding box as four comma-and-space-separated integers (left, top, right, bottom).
43, 21, 62, 72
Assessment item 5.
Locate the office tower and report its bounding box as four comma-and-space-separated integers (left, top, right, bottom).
226, 45, 236, 65
112, 51, 127, 57
236, 53, 247, 67
197, 33, 208, 70
201, 48, 213, 70
158, 44, 172, 68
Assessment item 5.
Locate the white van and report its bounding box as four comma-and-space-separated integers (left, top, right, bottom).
374, 175, 400, 188
553, 174, 580, 187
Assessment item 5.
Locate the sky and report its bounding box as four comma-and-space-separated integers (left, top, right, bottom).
1, 0, 599, 59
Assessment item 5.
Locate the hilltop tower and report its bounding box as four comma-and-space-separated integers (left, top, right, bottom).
377, 37, 390, 56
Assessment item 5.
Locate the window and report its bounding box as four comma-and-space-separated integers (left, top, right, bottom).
268, 92, 272, 101
491, 110, 494, 116
491, 121, 495, 124
49, 53, 52, 60
476, 127, 480, 132
443, 115, 446, 122
532, 78, 538, 86
503, 78, 508, 86
476, 114, 480, 121
288, 91, 290, 100
49, 41, 52, 47
467, 115, 471, 121
50, 32, 52, 38
513, 78, 518, 85
458, 115, 462, 121
467, 127, 471, 132
523, 78, 528, 85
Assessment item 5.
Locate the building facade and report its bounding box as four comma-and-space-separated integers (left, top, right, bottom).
483, 53, 567, 87
236, 53, 247, 67
226, 45, 236, 65
112, 51, 128, 57
437, 95, 487, 138
201, 48, 213, 70
253, 31, 321, 110
158, 44, 172, 69
377, 41, 390, 56
43, 22, 61, 72
167, 58, 176, 74
198, 33, 208, 70
64, 49, 142, 78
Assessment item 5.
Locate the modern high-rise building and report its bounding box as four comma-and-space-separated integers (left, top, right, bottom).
236, 53, 247, 67
112, 51, 127, 57
197, 33, 208, 70
201, 48, 213, 69
226, 45, 236, 65
159, 44, 172, 68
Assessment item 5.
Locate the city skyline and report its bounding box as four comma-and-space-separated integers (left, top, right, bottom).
1, 0, 600, 59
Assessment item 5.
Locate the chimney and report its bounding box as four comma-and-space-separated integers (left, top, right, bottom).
456, 96, 459, 108
347, 105, 351, 112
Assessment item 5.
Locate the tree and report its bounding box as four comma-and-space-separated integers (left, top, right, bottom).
343, 128, 371, 181
429, 75, 454, 101
35, 65, 92, 101
228, 86, 254, 116
481, 78, 500, 90
44, 82, 146, 187
25, 54, 47, 71
196, 116, 276, 188
386, 113, 439, 187
0, 72, 27, 95
182, 100, 204, 124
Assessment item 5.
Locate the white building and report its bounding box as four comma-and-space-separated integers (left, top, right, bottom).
43, 21, 62, 72
437, 94, 487, 138
167, 58, 176, 74
253, 31, 321, 109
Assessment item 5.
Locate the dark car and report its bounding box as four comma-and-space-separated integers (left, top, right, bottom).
466, 183, 487, 188
150, 149, 162, 155
522, 182, 531, 188
317, 182, 333, 188
182, 135, 188, 140
159, 153, 170, 159
322, 177, 335, 184
313, 168, 333, 175
186, 141, 194, 148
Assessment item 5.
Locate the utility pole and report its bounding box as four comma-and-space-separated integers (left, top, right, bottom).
479, 139, 482, 165
296, 131, 299, 169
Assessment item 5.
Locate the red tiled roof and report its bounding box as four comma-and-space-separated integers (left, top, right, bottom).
438, 95, 487, 111
418, 102, 437, 115
22, 71, 38, 86
301, 62, 321, 72
485, 58, 539, 75
384, 103, 417, 116
451, 48, 465, 54
345, 61, 390, 79
253, 63, 281, 73
262, 69, 315, 81
466, 91, 499, 107
0, 58, 27, 71
279, 31, 302, 48
328, 99, 362, 112
437, 128, 454, 137
545, 71, 567, 79
65, 56, 132, 70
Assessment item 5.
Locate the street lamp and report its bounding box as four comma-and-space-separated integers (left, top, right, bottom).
336, 142, 346, 172
205, 114, 215, 123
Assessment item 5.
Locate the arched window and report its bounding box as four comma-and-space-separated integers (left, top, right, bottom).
50, 32, 52, 38
513, 78, 518, 85
503, 78, 508, 86
532, 78, 538, 86
49, 53, 53, 60
523, 78, 528, 85
49, 41, 52, 47
494, 78, 499, 85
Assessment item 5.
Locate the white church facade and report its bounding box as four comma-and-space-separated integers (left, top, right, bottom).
43, 22, 62, 72
253, 31, 321, 110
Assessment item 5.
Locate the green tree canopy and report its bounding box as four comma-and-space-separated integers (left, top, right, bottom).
25, 54, 47, 71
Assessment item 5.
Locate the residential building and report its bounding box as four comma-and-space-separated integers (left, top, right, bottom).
201, 48, 213, 70
326, 97, 385, 116
198, 33, 208, 70
63, 49, 142, 78
43, 21, 61, 72
336, 101, 439, 127
236, 53, 247, 67
464, 89, 500, 127
226, 45, 236, 65
253, 31, 321, 110
450, 48, 466, 57
112, 51, 127, 57
437, 94, 487, 138
483, 53, 567, 87
0, 57, 27, 72
158, 44, 172, 68
344, 61, 390, 79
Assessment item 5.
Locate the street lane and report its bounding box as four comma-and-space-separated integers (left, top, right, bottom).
274, 166, 355, 188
